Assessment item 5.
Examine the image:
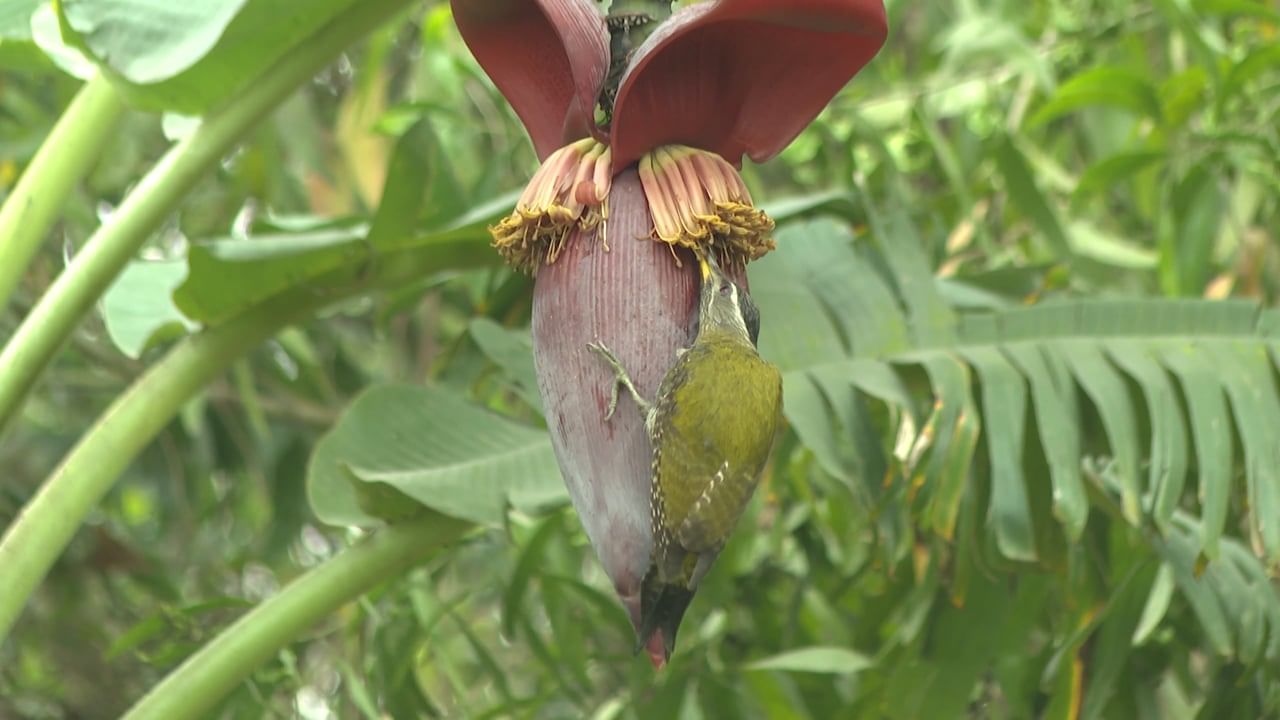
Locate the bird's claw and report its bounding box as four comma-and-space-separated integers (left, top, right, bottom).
586, 341, 651, 419
603, 382, 621, 421
587, 342, 624, 420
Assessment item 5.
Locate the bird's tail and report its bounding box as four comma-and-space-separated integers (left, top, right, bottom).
635, 569, 694, 669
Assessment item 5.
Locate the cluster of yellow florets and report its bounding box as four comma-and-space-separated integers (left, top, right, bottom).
638, 145, 774, 270
489, 141, 774, 273
489, 138, 611, 274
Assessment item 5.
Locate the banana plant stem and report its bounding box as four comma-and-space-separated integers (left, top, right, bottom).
0, 238, 495, 645
122, 515, 469, 720
0, 0, 414, 433
0, 289, 316, 642
0, 74, 126, 313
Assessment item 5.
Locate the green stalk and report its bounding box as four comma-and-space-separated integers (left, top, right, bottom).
608, 0, 676, 20
0, 289, 318, 641
0, 0, 414, 433
0, 237, 496, 643
0, 74, 125, 313
123, 515, 470, 720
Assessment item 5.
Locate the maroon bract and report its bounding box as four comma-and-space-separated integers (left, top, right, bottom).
452, 0, 886, 668
452, 0, 608, 159
609, 0, 890, 169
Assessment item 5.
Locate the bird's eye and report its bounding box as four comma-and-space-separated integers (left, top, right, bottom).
718, 283, 732, 296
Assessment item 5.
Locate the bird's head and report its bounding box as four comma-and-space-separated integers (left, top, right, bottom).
696, 252, 760, 346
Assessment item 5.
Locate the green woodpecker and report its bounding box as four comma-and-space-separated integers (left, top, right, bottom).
588, 251, 783, 666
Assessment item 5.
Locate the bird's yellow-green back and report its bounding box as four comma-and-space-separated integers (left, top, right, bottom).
651, 331, 782, 574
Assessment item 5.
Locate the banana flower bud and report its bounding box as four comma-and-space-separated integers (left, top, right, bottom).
452, 0, 886, 667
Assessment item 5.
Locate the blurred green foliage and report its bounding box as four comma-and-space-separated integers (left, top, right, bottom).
2, 0, 1279, 718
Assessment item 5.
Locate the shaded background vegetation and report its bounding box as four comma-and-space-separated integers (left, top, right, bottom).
1, 0, 1278, 718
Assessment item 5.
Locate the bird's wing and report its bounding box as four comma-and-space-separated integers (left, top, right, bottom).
660, 345, 781, 555
674, 460, 758, 554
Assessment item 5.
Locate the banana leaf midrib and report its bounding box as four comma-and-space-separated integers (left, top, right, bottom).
772, 293, 1280, 568
841, 298, 1280, 362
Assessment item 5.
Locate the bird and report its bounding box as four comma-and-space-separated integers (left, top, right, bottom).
588, 249, 782, 667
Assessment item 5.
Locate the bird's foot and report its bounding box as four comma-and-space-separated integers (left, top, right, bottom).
587, 341, 652, 419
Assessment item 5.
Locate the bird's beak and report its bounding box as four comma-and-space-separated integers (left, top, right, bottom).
698, 251, 728, 284
697, 252, 714, 282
